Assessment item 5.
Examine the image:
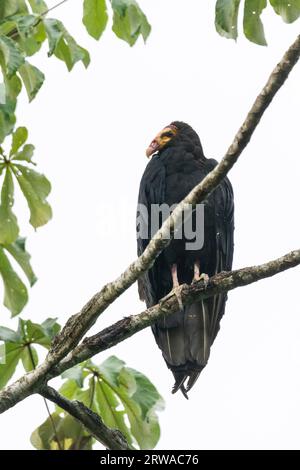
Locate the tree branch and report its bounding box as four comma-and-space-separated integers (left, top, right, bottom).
48, 34, 300, 365
49, 249, 300, 376
1, 35, 300, 452
39, 385, 130, 450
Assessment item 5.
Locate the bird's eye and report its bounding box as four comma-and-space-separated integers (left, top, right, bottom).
161, 131, 174, 138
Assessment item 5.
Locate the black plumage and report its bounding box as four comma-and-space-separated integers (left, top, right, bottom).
137, 121, 234, 397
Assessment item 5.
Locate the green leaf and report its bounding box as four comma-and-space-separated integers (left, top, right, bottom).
0, 35, 24, 77
43, 18, 63, 56
27, 0, 48, 14
40, 317, 61, 341
94, 378, 133, 446
0, 325, 21, 342
269, 0, 300, 23
5, 74, 22, 101
127, 367, 164, 420
72, 356, 163, 449
18, 61, 45, 102
243, 0, 267, 45
0, 100, 17, 143
99, 355, 125, 387
83, 0, 108, 40
30, 412, 63, 450
111, 0, 151, 46
55, 35, 90, 71
114, 367, 163, 449
10, 126, 28, 156
44, 18, 90, 70
12, 163, 52, 228
0, 0, 29, 20
61, 364, 85, 387
21, 343, 38, 371
12, 143, 35, 162
20, 317, 60, 348
0, 341, 23, 388
0, 168, 19, 244
215, 0, 241, 40
4, 237, 37, 286
0, 246, 28, 315
31, 412, 94, 450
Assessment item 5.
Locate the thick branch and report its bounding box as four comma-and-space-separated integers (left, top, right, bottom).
50, 249, 300, 377
49, 34, 300, 364
0, 249, 299, 415
39, 385, 129, 450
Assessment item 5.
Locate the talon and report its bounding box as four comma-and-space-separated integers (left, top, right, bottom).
199, 273, 209, 289
192, 260, 209, 288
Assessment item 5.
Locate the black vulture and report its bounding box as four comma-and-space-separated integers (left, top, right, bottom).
137, 121, 234, 398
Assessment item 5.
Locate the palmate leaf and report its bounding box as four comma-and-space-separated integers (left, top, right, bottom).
0, 317, 60, 388
111, 0, 151, 46
43, 18, 90, 71
83, 0, 108, 40
0, 126, 52, 229
33, 356, 164, 450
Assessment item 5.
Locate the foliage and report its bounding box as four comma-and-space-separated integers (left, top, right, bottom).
0, 317, 60, 387
215, 0, 300, 45
0, 0, 151, 316
31, 356, 164, 450
0, 0, 300, 452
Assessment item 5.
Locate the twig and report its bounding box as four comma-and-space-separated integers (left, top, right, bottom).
7, 0, 69, 40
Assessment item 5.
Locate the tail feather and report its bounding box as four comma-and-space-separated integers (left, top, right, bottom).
152, 295, 227, 397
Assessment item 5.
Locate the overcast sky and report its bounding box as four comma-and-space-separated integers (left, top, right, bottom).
1, 0, 300, 450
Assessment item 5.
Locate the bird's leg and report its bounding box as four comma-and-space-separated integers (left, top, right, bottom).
192, 260, 209, 287
171, 263, 183, 311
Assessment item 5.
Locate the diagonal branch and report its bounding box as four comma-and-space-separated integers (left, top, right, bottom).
39, 385, 130, 450
48, 34, 300, 365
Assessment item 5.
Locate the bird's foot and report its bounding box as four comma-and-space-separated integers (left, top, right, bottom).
173, 286, 184, 311
192, 272, 209, 288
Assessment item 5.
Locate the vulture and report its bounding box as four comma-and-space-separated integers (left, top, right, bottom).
137, 121, 234, 398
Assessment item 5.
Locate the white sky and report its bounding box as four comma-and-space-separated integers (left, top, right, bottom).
1, 0, 300, 450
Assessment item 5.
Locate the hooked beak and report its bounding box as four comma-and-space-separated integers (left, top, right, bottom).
146, 139, 160, 158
